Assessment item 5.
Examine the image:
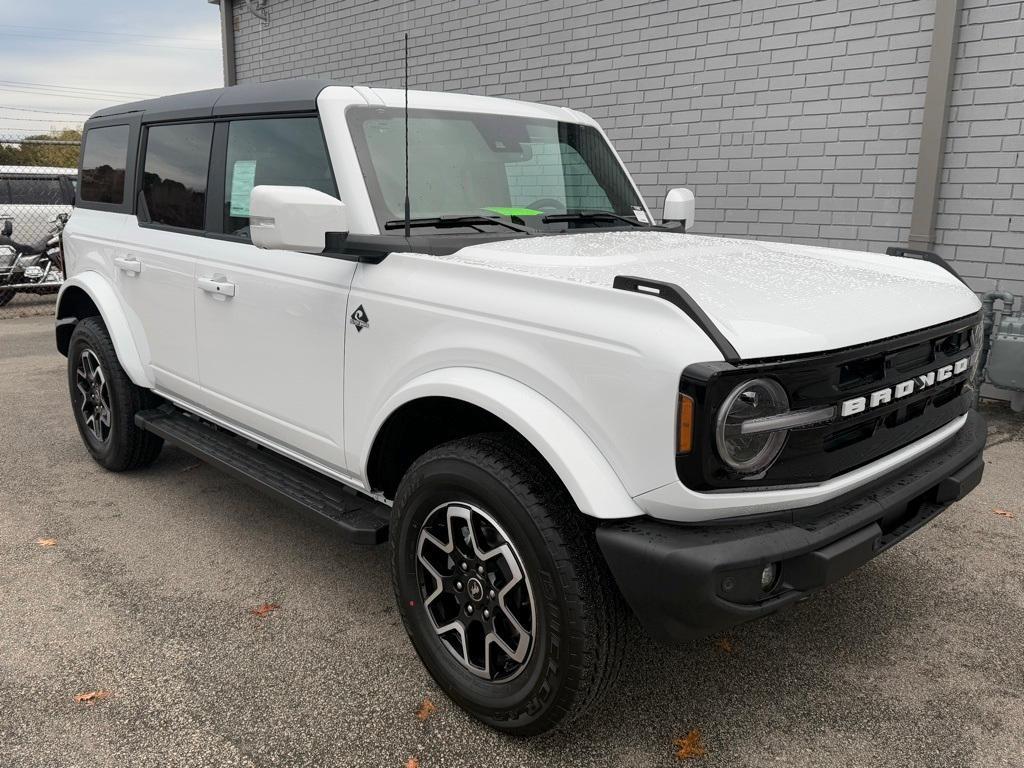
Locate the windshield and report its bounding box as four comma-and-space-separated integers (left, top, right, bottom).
347, 107, 647, 232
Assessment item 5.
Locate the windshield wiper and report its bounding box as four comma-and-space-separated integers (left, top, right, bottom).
541, 211, 648, 228
384, 215, 531, 233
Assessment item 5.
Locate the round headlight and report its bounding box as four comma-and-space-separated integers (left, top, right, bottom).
715, 378, 789, 474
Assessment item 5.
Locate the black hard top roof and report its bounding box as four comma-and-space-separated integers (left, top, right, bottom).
88, 79, 337, 124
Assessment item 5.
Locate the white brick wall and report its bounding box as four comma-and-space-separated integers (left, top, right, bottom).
231, 0, 1020, 293
934, 0, 1024, 297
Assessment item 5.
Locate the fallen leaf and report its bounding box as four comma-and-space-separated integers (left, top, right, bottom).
415, 696, 436, 722
404, 758, 420, 768
36, 538, 57, 547
674, 729, 706, 760
994, 508, 1015, 519
73, 690, 111, 704
249, 603, 280, 618
713, 636, 735, 654
181, 462, 202, 473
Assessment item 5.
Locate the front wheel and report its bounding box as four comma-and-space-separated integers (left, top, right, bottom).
0, 289, 15, 307
391, 434, 628, 735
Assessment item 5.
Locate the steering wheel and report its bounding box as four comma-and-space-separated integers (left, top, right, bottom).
524, 198, 564, 214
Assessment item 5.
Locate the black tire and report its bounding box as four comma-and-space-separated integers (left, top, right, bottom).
0, 289, 15, 307
391, 433, 628, 736
67, 316, 164, 471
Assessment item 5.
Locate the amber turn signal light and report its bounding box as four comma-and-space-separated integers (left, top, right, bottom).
677, 394, 695, 454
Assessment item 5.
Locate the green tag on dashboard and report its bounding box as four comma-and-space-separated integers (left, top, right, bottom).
483, 206, 543, 217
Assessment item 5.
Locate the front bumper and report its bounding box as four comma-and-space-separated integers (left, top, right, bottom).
596, 410, 986, 643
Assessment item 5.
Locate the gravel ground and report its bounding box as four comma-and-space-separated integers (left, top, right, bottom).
0, 292, 56, 321
1, 312, 1022, 768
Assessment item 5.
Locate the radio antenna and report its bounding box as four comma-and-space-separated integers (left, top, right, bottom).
403, 32, 411, 239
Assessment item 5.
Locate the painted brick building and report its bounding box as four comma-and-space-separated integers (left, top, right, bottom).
210, 0, 1023, 299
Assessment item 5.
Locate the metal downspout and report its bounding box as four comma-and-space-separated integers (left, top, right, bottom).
219, 0, 237, 86
907, 0, 963, 249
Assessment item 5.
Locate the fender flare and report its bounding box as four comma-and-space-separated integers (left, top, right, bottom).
363, 367, 644, 520
56, 273, 153, 388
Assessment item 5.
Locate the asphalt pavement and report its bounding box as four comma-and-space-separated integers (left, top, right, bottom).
1, 301, 1022, 767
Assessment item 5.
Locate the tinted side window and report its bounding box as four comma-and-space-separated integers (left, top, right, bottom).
223, 117, 336, 239
8, 178, 64, 205
81, 125, 129, 204
0, 179, 9, 205
142, 122, 213, 230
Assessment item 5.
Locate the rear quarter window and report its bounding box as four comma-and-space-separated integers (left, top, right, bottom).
80, 124, 130, 205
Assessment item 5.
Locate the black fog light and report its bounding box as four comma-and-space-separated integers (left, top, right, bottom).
760, 562, 780, 592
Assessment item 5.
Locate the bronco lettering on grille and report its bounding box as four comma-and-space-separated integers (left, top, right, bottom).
840, 357, 971, 418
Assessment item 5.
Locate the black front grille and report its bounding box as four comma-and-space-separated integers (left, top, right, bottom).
677, 312, 980, 491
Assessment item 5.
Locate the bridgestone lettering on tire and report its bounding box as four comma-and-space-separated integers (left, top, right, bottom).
390, 433, 628, 736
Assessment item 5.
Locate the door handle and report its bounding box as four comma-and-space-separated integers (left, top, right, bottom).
198, 275, 236, 299
114, 256, 142, 275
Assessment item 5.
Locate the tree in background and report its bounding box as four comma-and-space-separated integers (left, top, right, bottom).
0, 128, 82, 168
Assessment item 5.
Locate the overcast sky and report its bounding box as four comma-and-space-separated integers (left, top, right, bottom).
1, 1, 223, 136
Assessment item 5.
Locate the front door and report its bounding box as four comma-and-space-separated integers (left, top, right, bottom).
192, 116, 356, 475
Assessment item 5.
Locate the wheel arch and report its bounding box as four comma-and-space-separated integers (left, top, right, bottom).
363, 368, 644, 520
55, 274, 153, 388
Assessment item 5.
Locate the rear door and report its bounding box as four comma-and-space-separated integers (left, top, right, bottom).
192, 115, 356, 475
117, 121, 214, 402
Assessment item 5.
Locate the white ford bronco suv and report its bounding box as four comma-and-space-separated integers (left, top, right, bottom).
58, 81, 985, 735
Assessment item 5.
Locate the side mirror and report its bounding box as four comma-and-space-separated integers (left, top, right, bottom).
663, 188, 695, 231
249, 185, 349, 254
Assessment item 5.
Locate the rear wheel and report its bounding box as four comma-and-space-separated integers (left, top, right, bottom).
67, 317, 163, 471
391, 433, 628, 735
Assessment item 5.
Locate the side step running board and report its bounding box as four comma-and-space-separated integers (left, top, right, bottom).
135, 405, 390, 545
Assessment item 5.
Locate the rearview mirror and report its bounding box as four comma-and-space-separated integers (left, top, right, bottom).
663, 188, 695, 230
249, 185, 349, 254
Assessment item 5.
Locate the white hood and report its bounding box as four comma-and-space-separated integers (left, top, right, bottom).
435, 231, 981, 359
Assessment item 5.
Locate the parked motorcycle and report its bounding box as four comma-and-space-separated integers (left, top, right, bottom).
0, 213, 67, 307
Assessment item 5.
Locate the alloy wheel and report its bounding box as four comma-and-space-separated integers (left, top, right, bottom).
415, 501, 535, 681
75, 348, 111, 443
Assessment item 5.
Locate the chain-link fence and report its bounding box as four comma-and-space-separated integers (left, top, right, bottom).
1, 132, 80, 307
1, 132, 80, 244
